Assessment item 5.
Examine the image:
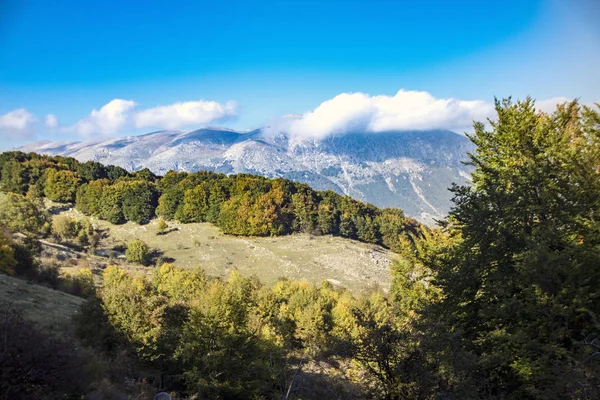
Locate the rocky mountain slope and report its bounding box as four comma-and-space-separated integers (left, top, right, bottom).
19, 128, 474, 224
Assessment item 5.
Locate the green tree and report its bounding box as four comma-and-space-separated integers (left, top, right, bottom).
177, 183, 211, 223
0, 230, 16, 275
153, 263, 206, 302
99, 185, 124, 224
25, 182, 45, 209
248, 183, 291, 236
205, 180, 230, 223
431, 99, 600, 397
77, 161, 107, 181
44, 169, 81, 202
156, 186, 184, 220
0, 152, 28, 183
105, 164, 129, 181
175, 273, 274, 398
119, 180, 158, 224
75, 180, 106, 216
0, 160, 29, 194
133, 167, 157, 182
155, 171, 189, 220
291, 187, 319, 233
0, 193, 46, 235
219, 194, 252, 235
125, 240, 150, 265
100, 266, 180, 365
338, 197, 359, 239
375, 208, 406, 251
316, 191, 339, 235
347, 292, 436, 400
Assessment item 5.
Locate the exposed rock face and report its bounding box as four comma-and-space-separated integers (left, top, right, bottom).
19, 128, 474, 224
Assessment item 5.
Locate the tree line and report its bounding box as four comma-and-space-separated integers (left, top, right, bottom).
0, 151, 422, 251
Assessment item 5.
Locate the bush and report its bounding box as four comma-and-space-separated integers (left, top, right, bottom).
12, 242, 38, 278
125, 240, 150, 265
77, 229, 89, 246
52, 215, 78, 240
36, 264, 61, 289
157, 219, 168, 234
61, 268, 96, 297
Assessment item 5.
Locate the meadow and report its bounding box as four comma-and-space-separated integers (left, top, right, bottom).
58, 207, 395, 293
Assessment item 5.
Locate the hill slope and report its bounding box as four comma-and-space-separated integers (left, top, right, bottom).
58, 208, 395, 293
20, 128, 474, 224
0, 274, 84, 335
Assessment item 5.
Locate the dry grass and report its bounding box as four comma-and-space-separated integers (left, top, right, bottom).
0, 274, 84, 336
58, 208, 396, 293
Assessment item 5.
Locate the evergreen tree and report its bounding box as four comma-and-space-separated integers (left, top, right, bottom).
0, 160, 29, 194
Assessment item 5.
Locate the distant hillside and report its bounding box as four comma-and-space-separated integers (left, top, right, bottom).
19, 128, 474, 224
60, 207, 396, 293
0, 151, 424, 253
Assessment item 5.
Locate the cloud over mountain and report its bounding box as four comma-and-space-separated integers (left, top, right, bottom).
45, 114, 59, 129
67, 99, 238, 137
271, 90, 496, 138
0, 108, 36, 139
134, 100, 237, 130
1, 93, 588, 144
72, 99, 137, 137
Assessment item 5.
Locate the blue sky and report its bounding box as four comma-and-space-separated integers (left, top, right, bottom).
0, 0, 599, 148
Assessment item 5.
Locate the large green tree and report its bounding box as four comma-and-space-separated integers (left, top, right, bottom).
431, 99, 600, 398
0, 193, 46, 235
44, 169, 81, 202
119, 180, 158, 224
0, 160, 29, 195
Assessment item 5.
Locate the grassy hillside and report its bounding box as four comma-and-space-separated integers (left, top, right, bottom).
60, 208, 395, 293
0, 273, 84, 335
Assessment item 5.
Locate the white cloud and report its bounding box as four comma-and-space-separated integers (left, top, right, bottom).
134, 100, 237, 129
66, 99, 237, 137
45, 114, 59, 129
268, 90, 495, 138
535, 97, 573, 113
72, 99, 137, 137
6, 93, 587, 144
0, 108, 36, 139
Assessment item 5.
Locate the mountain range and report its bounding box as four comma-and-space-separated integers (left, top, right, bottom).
18, 128, 475, 224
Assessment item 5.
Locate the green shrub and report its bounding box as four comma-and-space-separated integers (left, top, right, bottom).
125, 240, 150, 265
52, 215, 78, 239
157, 219, 168, 234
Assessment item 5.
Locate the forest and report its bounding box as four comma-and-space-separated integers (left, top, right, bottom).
0, 146, 422, 252
0, 98, 599, 399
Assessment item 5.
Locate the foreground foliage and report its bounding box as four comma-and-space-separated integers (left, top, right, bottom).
404, 99, 600, 399
77, 263, 428, 399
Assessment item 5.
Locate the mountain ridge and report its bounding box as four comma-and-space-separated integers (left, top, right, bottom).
18, 128, 474, 224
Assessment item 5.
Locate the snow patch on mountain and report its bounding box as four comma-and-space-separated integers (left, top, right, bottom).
18, 128, 474, 225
